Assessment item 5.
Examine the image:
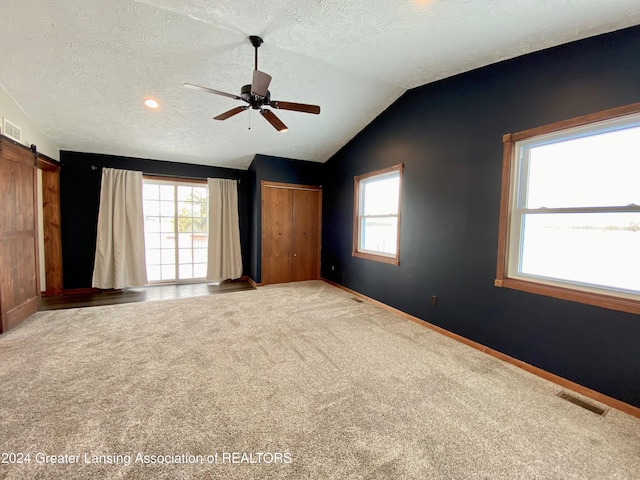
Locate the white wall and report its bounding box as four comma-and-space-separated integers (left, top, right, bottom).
0, 85, 61, 291
0, 85, 60, 160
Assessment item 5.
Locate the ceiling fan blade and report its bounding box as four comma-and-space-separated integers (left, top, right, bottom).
260, 109, 288, 132
214, 106, 249, 121
183, 83, 242, 100
251, 70, 272, 98
270, 100, 320, 115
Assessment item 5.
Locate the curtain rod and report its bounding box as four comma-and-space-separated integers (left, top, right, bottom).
90, 165, 240, 183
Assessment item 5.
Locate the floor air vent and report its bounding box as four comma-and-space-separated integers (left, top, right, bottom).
351, 297, 363, 303
557, 391, 607, 416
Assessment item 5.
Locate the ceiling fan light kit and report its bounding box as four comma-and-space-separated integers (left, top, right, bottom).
184, 35, 320, 132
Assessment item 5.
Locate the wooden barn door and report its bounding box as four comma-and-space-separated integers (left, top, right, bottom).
261, 182, 321, 285
0, 138, 40, 333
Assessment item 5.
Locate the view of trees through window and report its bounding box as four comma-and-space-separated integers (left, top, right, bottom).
143, 181, 208, 283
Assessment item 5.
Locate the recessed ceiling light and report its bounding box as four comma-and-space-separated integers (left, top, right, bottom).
144, 98, 159, 109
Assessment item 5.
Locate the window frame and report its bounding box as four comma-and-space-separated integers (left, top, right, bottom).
495, 102, 640, 315
352, 163, 403, 265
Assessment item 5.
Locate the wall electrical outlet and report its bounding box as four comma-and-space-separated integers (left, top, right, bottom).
430, 295, 438, 307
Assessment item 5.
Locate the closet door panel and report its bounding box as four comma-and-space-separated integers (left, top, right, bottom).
262, 186, 293, 284
292, 189, 320, 282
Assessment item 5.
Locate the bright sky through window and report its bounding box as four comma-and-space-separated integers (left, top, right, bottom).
363, 176, 400, 215
526, 125, 640, 208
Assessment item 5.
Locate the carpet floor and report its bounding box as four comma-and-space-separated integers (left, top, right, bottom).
0, 281, 638, 479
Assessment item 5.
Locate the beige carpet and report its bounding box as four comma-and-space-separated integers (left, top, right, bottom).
1, 281, 638, 479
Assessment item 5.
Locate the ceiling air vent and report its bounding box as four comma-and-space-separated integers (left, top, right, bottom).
2, 118, 22, 143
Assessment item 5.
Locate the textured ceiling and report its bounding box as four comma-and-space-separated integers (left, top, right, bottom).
1, 0, 639, 169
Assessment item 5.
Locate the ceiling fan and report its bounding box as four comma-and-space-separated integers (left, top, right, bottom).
184, 35, 320, 132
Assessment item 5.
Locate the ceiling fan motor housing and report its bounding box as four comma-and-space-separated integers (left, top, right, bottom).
241, 84, 271, 109
249, 35, 264, 48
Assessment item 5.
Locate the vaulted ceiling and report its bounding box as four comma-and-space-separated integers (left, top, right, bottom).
1, 0, 638, 169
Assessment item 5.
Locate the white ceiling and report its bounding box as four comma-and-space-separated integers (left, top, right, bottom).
1, 1, 638, 169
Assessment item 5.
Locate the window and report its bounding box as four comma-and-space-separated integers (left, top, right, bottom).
496, 103, 640, 314
353, 164, 403, 265
143, 178, 208, 283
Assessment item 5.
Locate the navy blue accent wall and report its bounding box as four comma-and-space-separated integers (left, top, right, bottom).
247, 154, 324, 283
60, 151, 250, 290
321, 26, 640, 407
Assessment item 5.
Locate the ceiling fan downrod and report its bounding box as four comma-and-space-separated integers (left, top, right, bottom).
249, 35, 263, 70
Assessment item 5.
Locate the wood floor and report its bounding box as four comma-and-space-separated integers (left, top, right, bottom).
39, 280, 255, 310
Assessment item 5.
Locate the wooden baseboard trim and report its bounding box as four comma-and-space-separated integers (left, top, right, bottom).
247, 277, 263, 288
62, 288, 106, 295
322, 278, 640, 419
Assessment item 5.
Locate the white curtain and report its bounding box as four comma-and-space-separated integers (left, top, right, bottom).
92, 168, 147, 289
207, 178, 243, 281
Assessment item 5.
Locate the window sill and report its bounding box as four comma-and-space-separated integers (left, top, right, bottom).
353, 250, 399, 265
494, 277, 640, 315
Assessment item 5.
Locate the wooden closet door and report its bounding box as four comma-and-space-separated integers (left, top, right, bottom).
262, 185, 293, 284
292, 189, 320, 282
0, 139, 40, 333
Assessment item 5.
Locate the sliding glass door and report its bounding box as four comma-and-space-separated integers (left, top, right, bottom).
142, 179, 208, 283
